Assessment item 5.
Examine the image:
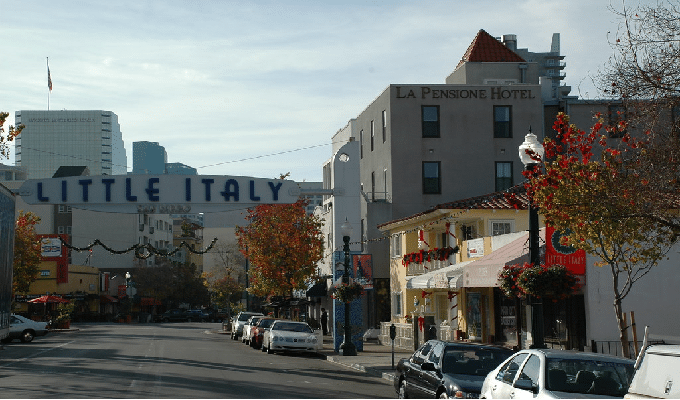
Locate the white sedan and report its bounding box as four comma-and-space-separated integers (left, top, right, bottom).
2, 315, 49, 343
261, 320, 320, 354
480, 348, 635, 399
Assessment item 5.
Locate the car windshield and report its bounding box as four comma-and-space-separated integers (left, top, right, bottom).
238, 314, 255, 321
258, 319, 275, 328
273, 322, 313, 333
249, 317, 262, 324
544, 357, 634, 397
441, 346, 514, 376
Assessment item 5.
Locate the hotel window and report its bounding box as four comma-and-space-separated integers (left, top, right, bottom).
370, 120, 375, 151
382, 110, 387, 142
608, 105, 627, 138
494, 106, 512, 138
371, 171, 376, 201
360, 129, 364, 159
422, 161, 441, 194
495, 161, 513, 191
422, 106, 440, 138
491, 220, 513, 236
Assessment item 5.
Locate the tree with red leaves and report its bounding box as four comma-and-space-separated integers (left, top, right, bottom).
525, 112, 679, 358
0, 112, 23, 160
236, 198, 324, 298
13, 212, 41, 296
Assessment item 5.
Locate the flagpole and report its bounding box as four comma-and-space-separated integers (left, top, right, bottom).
47, 57, 51, 110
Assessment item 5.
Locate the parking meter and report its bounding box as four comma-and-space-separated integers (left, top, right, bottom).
390, 323, 397, 369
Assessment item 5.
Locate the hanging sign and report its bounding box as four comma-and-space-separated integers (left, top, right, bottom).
18, 174, 302, 214
545, 226, 586, 275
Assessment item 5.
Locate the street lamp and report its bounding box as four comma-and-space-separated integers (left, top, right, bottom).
519, 127, 546, 349
339, 218, 357, 356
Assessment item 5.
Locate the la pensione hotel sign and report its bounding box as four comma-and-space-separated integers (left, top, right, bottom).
396, 86, 538, 100
18, 175, 301, 214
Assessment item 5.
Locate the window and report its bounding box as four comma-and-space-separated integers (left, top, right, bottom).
391, 233, 403, 258
370, 120, 375, 151
494, 106, 512, 138
422, 106, 440, 137
58, 226, 65, 234
495, 161, 513, 191
608, 105, 627, 138
496, 353, 528, 384
382, 110, 387, 142
371, 171, 376, 201
360, 129, 364, 159
491, 221, 513, 236
518, 355, 540, 388
422, 162, 441, 194
393, 291, 403, 316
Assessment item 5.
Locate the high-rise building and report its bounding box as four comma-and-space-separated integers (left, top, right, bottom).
132, 141, 167, 174
14, 110, 127, 178
165, 162, 197, 175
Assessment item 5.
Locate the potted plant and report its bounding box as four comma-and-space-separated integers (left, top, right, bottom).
54, 302, 74, 329
329, 281, 364, 303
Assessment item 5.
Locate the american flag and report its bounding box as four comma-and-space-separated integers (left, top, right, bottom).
48, 67, 52, 91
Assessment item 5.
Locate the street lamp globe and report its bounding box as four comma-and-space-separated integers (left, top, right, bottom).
340, 218, 353, 239
518, 128, 545, 167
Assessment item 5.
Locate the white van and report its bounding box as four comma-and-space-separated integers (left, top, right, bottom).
625, 344, 680, 398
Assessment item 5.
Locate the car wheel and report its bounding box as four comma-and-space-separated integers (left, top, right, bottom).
266, 344, 273, 354
163, 318, 170, 323
398, 380, 408, 399
261, 342, 267, 352
438, 390, 448, 399
20, 330, 35, 343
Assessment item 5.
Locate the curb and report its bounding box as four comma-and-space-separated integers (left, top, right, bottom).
324, 355, 397, 382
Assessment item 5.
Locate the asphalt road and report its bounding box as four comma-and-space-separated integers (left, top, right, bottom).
0, 322, 392, 398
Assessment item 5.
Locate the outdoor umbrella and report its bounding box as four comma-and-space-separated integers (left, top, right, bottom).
28, 295, 69, 304
28, 295, 69, 320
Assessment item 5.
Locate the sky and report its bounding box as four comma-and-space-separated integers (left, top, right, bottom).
0, 0, 651, 182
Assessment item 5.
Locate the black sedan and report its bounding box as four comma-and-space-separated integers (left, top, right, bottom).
394, 339, 514, 399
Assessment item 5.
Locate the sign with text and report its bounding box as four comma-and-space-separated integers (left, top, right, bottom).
545, 226, 586, 275
18, 174, 302, 214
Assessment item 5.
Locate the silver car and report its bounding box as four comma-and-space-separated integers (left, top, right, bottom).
481, 348, 634, 398
2, 315, 49, 343
261, 320, 319, 354
230, 311, 263, 340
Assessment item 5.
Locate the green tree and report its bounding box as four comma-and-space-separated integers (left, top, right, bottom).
13, 212, 41, 295
236, 198, 324, 298
525, 113, 677, 358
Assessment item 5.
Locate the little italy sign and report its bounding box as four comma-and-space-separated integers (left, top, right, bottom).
18, 174, 302, 213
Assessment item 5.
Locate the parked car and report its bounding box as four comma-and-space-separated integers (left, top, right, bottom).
186, 309, 210, 322
480, 348, 635, 399
230, 311, 263, 340
242, 315, 265, 345
394, 339, 514, 399
625, 344, 680, 398
154, 309, 190, 323
250, 317, 276, 349
1, 314, 49, 343
261, 320, 320, 354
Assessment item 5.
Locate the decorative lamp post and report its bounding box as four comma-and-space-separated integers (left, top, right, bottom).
518, 127, 546, 349
339, 218, 357, 356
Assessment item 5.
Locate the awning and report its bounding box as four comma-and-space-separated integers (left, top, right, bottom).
100, 295, 118, 303
306, 282, 327, 297
463, 228, 545, 288
407, 261, 473, 289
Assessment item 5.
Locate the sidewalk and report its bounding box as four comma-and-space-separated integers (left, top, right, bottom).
317, 335, 412, 382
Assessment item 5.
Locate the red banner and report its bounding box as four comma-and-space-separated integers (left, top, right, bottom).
545, 226, 586, 275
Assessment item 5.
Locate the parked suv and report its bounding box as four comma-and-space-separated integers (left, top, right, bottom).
154, 309, 190, 323
230, 311, 263, 340
186, 310, 210, 322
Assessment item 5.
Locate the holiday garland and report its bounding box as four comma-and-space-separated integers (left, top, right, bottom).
61, 237, 219, 259
402, 246, 459, 268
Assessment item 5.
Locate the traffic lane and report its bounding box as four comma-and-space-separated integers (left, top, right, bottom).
0, 323, 392, 398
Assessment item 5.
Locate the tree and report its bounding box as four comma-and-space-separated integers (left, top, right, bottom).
235, 198, 324, 298
0, 112, 23, 159
203, 273, 244, 309
525, 112, 678, 358
13, 212, 41, 295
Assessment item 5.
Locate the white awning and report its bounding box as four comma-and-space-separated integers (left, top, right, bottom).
406, 261, 473, 289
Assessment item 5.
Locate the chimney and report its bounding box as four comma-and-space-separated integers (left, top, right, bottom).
502, 34, 517, 51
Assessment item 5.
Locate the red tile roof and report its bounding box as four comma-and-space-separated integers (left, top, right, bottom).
458, 29, 526, 68
378, 185, 529, 229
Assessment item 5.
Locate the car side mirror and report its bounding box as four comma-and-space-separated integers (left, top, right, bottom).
421, 362, 437, 372
513, 379, 537, 393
